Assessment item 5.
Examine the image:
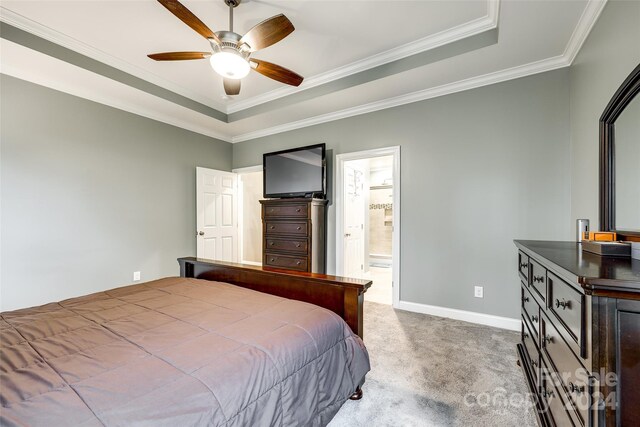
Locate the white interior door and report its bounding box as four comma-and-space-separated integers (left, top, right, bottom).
343, 163, 366, 278
196, 167, 238, 262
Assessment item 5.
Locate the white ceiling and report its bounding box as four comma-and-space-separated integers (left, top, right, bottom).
0, 0, 606, 143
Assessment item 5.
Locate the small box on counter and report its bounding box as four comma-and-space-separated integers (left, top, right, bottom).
582, 231, 617, 241
582, 240, 631, 257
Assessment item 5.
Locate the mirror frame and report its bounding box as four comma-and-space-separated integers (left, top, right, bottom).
599, 63, 640, 241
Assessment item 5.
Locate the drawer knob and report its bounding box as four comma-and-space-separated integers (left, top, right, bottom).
531, 315, 539, 323
269, 242, 274, 246
544, 335, 553, 344
296, 261, 301, 265
531, 360, 538, 368
270, 226, 275, 230
543, 389, 554, 398
555, 298, 570, 310
270, 258, 275, 262
296, 226, 302, 230
520, 262, 528, 269
523, 332, 529, 339
296, 208, 301, 212
533, 276, 544, 283
522, 296, 530, 303
295, 243, 301, 248
569, 382, 585, 394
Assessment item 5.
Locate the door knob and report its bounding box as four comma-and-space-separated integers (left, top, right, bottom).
198, 231, 204, 236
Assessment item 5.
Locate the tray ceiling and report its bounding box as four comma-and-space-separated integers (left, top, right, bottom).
0, 0, 604, 142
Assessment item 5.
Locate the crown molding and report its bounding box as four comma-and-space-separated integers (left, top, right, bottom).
231, 54, 569, 143
1, 0, 606, 145
0, 6, 228, 113
229, 0, 606, 143
226, 0, 501, 114
562, 0, 607, 65
0, 44, 232, 143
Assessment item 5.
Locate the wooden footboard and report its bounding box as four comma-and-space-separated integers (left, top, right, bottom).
178, 257, 371, 339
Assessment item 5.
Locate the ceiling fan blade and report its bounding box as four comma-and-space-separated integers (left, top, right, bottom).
148, 52, 211, 61
250, 59, 303, 87
239, 14, 294, 52
223, 78, 241, 96
157, 0, 221, 44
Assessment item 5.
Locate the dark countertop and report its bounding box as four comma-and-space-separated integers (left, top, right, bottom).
514, 240, 640, 297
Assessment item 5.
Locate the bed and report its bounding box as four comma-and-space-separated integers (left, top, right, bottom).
0, 259, 371, 426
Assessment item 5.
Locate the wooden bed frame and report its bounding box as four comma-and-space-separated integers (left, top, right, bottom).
178, 257, 372, 339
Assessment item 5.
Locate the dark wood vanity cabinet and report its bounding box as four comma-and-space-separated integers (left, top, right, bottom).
515, 240, 640, 427
261, 198, 327, 273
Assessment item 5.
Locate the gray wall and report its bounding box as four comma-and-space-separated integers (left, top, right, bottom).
233, 69, 572, 319
0, 75, 232, 311
569, 0, 640, 227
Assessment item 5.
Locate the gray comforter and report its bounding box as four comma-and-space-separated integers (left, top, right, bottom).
0, 277, 370, 426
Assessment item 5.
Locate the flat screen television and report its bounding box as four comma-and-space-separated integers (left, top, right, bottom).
263, 143, 326, 198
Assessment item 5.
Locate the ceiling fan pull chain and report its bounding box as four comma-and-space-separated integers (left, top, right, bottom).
229, 2, 233, 32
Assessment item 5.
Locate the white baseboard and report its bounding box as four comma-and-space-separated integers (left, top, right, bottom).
395, 300, 520, 331
240, 260, 262, 267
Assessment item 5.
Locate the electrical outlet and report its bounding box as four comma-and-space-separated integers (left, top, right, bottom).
474, 286, 483, 298
133, 271, 141, 281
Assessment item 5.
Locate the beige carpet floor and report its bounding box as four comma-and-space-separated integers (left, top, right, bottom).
328, 302, 537, 427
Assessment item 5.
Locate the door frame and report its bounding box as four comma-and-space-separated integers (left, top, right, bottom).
335, 146, 401, 308
233, 165, 263, 266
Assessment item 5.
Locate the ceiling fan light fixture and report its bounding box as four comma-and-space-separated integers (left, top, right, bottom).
209, 51, 250, 79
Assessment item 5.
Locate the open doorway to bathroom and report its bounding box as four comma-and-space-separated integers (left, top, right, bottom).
236, 166, 263, 266
336, 147, 400, 307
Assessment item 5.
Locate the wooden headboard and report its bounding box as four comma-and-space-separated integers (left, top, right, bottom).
178, 257, 372, 339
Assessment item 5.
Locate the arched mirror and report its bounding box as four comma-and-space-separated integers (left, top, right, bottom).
599, 63, 640, 241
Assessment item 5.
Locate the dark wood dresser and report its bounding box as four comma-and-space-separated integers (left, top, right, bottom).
515, 240, 640, 427
260, 198, 327, 274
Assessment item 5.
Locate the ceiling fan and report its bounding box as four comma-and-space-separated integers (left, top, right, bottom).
148, 0, 303, 96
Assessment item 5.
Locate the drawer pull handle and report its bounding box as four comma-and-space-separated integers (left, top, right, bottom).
522, 296, 530, 303
296, 261, 301, 265
519, 262, 528, 269
523, 332, 529, 339
296, 226, 302, 230
531, 315, 538, 323
569, 382, 585, 394
555, 299, 570, 310
270, 258, 276, 262
269, 242, 274, 246
531, 360, 538, 368
296, 208, 301, 212
270, 226, 275, 230
533, 276, 544, 283
544, 335, 553, 344
295, 243, 301, 248
543, 389, 554, 398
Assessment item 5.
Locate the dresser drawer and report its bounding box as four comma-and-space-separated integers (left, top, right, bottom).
548, 272, 583, 351
265, 221, 308, 236
264, 253, 308, 271
263, 204, 308, 218
518, 251, 530, 282
541, 362, 575, 427
541, 315, 589, 426
265, 238, 308, 254
530, 259, 547, 303
522, 284, 541, 335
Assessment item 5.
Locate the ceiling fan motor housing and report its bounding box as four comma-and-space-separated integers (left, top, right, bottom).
210, 31, 250, 57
